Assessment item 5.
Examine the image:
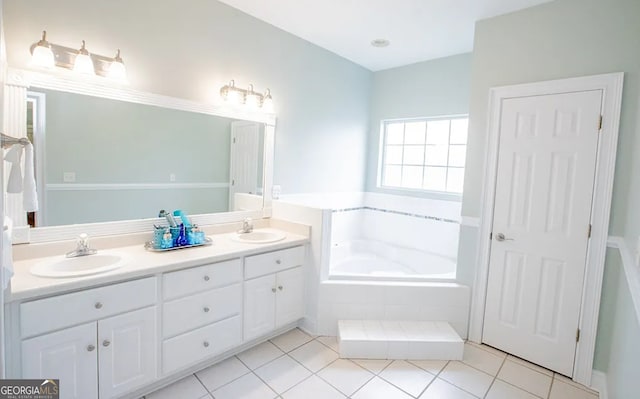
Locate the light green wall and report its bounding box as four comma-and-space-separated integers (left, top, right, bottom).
366, 53, 472, 198
594, 249, 640, 397
3, 0, 372, 195
463, 0, 640, 393
463, 0, 640, 233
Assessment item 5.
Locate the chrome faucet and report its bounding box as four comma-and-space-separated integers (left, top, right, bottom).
239, 218, 254, 234
66, 233, 98, 258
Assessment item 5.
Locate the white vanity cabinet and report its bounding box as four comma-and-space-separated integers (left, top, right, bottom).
161, 259, 244, 374
9, 242, 307, 399
244, 246, 305, 341
19, 278, 158, 399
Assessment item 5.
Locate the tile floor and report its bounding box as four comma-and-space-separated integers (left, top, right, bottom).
144, 328, 599, 399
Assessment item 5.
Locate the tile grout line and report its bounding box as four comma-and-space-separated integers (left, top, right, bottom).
482, 352, 508, 399
413, 360, 450, 398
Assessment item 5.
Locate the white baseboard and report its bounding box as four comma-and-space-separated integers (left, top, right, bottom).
591, 370, 608, 399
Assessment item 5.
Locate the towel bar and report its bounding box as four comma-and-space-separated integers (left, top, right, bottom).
1, 132, 30, 149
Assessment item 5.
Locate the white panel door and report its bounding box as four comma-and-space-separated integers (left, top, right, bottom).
229, 121, 260, 210
244, 274, 276, 341
275, 267, 305, 327
98, 306, 157, 398
22, 322, 98, 399
483, 90, 602, 376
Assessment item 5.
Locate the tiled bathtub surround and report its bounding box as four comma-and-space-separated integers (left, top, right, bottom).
331, 206, 459, 225
144, 328, 599, 399
274, 192, 464, 336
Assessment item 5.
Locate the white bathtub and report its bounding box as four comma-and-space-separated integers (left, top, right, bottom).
330, 239, 456, 281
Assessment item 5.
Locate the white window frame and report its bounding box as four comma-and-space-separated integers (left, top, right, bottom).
377, 115, 468, 198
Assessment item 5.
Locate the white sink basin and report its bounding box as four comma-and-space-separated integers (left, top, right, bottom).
30, 253, 128, 278
231, 230, 286, 244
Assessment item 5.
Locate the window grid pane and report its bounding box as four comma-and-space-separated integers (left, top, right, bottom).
380, 117, 467, 194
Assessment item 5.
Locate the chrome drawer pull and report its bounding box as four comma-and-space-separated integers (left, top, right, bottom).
95, 302, 103, 309
271, 288, 277, 293
102, 340, 111, 347
203, 275, 210, 282
87, 344, 96, 352
275, 259, 282, 265
203, 341, 210, 348
278, 285, 283, 291
203, 306, 210, 313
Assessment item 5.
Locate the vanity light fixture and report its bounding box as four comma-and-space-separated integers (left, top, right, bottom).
29, 31, 55, 69
106, 49, 127, 81
29, 30, 128, 82
72, 40, 95, 75
219, 80, 274, 112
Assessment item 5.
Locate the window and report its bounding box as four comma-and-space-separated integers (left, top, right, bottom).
379, 116, 468, 194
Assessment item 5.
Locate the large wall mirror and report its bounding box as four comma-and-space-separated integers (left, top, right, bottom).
5, 69, 275, 242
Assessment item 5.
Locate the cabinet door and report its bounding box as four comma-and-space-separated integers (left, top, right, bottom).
22, 322, 98, 399
244, 274, 276, 341
275, 267, 305, 327
98, 306, 158, 399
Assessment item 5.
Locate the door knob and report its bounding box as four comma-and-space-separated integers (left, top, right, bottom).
271, 287, 277, 293
278, 285, 283, 291
495, 233, 514, 242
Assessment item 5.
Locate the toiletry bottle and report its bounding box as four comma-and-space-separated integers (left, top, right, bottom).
161, 228, 173, 249
177, 224, 189, 246
174, 209, 192, 229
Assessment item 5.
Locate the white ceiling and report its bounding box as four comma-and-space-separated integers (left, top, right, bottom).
218, 0, 554, 71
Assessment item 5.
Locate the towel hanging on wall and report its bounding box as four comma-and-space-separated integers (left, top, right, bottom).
3, 142, 39, 212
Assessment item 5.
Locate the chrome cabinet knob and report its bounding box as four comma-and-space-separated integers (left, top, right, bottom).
87, 344, 96, 352
203, 341, 210, 348
203, 306, 210, 313
102, 340, 111, 347
271, 287, 277, 293
275, 259, 282, 265
203, 275, 210, 282
278, 285, 283, 291
95, 302, 103, 309
495, 233, 514, 242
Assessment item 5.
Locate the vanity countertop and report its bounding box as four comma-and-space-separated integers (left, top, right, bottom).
8, 227, 308, 302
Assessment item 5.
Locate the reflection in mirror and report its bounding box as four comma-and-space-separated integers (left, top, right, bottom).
26, 89, 265, 227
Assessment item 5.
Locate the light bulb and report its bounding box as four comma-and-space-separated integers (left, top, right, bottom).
262, 89, 274, 113
106, 49, 127, 82
72, 40, 95, 75
29, 31, 55, 69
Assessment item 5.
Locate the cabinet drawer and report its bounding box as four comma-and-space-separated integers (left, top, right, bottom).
163, 284, 242, 338
244, 246, 305, 279
162, 315, 242, 375
163, 258, 242, 300
21, 277, 157, 338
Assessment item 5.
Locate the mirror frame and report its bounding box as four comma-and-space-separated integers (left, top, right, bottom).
4, 68, 276, 243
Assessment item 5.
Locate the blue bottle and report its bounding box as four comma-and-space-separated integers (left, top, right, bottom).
177, 224, 189, 246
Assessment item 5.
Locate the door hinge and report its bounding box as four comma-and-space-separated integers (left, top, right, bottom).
587, 224, 592, 238
598, 115, 603, 131
576, 328, 581, 342
231, 179, 235, 186
233, 137, 236, 144
489, 232, 493, 240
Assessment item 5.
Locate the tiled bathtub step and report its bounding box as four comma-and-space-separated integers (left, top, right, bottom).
338, 320, 464, 360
